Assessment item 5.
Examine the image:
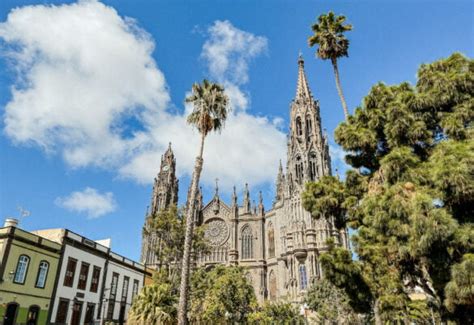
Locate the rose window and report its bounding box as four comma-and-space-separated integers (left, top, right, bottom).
205, 219, 229, 246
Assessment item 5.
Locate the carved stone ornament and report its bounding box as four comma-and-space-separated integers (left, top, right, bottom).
205, 218, 229, 246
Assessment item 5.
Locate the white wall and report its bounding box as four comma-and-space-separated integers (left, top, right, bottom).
50, 244, 107, 324
102, 258, 144, 322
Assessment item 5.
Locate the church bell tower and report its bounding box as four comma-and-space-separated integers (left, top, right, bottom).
286, 54, 331, 194
140, 143, 179, 268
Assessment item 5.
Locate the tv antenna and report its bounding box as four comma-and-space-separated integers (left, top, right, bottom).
17, 206, 31, 221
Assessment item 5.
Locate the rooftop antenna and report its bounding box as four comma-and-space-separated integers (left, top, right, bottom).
18, 206, 30, 217
16, 205, 31, 224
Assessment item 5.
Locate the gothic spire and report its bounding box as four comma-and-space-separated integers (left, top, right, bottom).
243, 183, 251, 213
214, 178, 219, 197
163, 142, 174, 160
258, 191, 264, 216
232, 186, 238, 207
142, 144, 179, 266
296, 54, 312, 99
275, 160, 285, 202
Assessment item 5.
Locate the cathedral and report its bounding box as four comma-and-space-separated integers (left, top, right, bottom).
140, 55, 349, 302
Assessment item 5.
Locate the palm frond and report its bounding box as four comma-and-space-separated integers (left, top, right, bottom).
185, 79, 229, 136
308, 11, 352, 60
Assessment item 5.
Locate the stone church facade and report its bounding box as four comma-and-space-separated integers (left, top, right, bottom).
141, 55, 349, 302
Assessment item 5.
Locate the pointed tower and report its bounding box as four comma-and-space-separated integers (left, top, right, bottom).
231, 186, 238, 214
275, 160, 285, 203
140, 143, 179, 267
243, 183, 251, 214
257, 191, 264, 216
287, 54, 331, 193
149, 143, 179, 216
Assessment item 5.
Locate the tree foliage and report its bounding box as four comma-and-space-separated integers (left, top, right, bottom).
130, 206, 209, 325
444, 253, 474, 317
248, 301, 304, 325
302, 53, 473, 323
147, 205, 209, 290
178, 79, 229, 325
189, 265, 257, 324
308, 11, 352, 61
185, 79, 229, 136
308, 11, 353, 120
305, 278, 361, 324
128, 283, 177, 325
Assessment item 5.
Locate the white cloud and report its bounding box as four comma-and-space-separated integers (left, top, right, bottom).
55, 187, 116, 218
120, 111, 286, 189
202, 20, 268, 86
201, 20, 268, 112
121, 21, 285, 189
1, 3, 286, 193
0, 0, 168, 168
329, 144, 351, 177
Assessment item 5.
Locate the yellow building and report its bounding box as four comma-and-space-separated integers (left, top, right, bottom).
0, 219, 61, 325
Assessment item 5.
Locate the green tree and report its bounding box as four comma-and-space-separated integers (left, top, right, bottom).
189, 265, 257, 324
302, 53, 473, 324
305, 278, 362, 324
131, 207, 209, 325
248, 301, 304, 325
178, 80, 229, 325
308, 11, 353, 120
147, 205, 209, 291
444, 253, 474, 320
127, 283, 177, 325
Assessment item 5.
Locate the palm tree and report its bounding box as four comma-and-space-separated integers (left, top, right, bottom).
308, 11, 352, 120
177, 79, 229, 325
128, 284, 177, 325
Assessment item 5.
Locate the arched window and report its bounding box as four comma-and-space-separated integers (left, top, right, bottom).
305, 115, 312, 138
299, 264, 308, 290
35, 261, 49, 288
295, 117, 302, 136
309, 153, 318, 181
268, 224, 275, 258
268, 271, 277, 300
295, 156, 303, 184
14, 255, 30, 284
241, 226, 253, 259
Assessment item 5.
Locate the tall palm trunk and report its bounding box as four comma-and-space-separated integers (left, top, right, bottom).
331, 57, 349, 121
374, 298, 382, 325
177, 132, 206, 325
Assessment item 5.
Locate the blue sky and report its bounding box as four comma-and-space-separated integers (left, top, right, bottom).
0, 0, 472, 261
